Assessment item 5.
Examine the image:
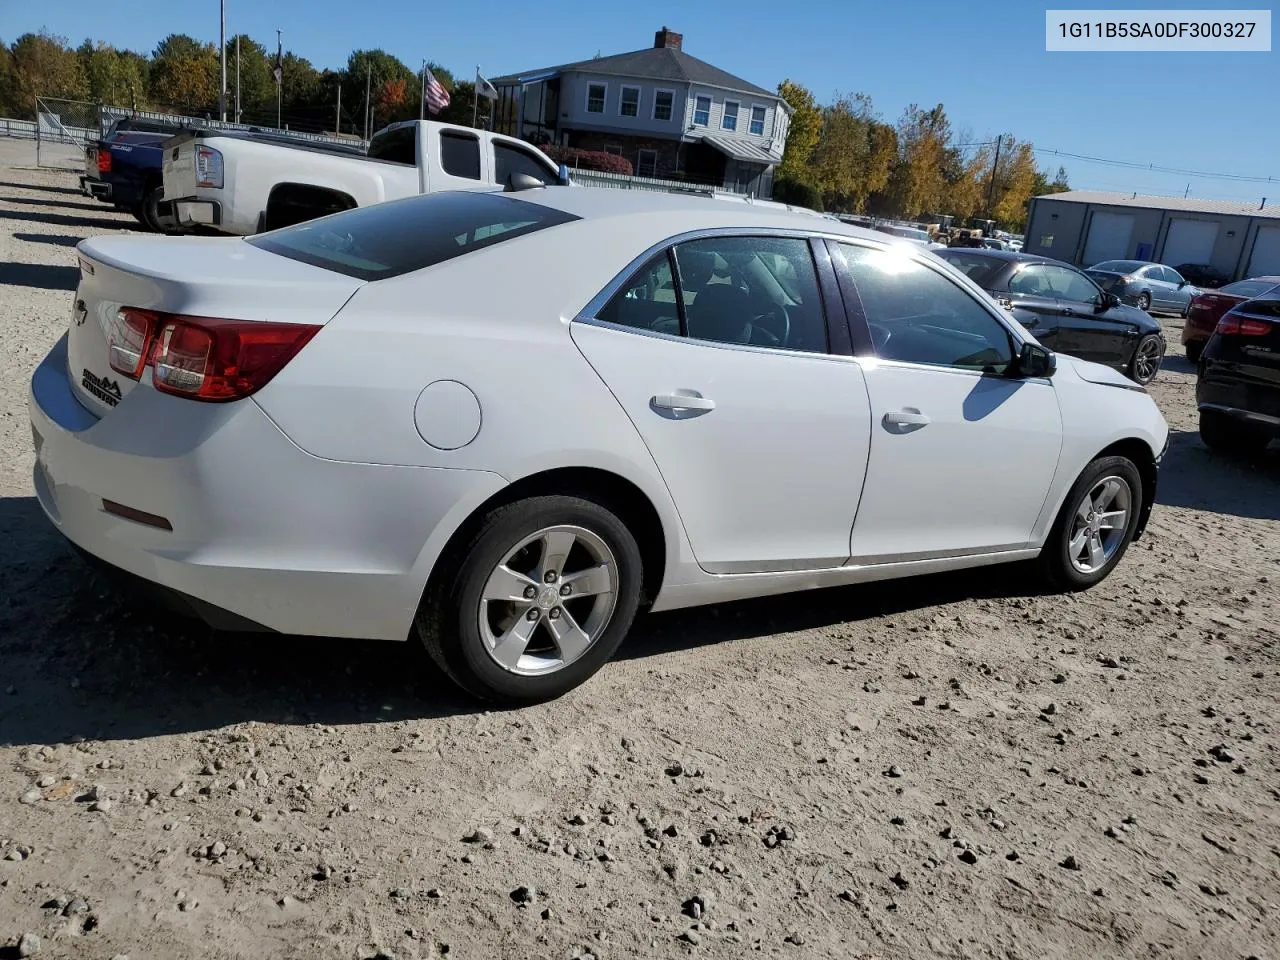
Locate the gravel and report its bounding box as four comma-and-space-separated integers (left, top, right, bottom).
0, 140, 1278, 960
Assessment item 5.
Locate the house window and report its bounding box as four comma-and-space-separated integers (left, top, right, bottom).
693, 95, 711, 127
586, 83, 606, 114
619, 86, 640, 117
603, 144, 623, 156
722, 101, 739, 132
636, 149, 658, 178
750, 105, 766, 136
653, 89, 674, 122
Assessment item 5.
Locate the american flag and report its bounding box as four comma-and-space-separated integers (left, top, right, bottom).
424, 68, 451, 115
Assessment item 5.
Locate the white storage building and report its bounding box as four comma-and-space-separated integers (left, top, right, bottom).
1022, 191, 1280, 280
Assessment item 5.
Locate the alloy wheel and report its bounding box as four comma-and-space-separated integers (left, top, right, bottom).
1132, 336, 1163, 383
1066, 476, 1132, 574
477, 525, 619, 676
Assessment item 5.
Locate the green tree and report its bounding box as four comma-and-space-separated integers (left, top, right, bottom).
810, 93, 894, 213
344, 49, 415, 135
149, 33, 217, 114
3, 32, 86, 116
776, 79, 821, 184
222, 34, 273, 122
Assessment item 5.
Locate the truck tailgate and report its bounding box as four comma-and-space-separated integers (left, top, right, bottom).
161, 139, 198, 200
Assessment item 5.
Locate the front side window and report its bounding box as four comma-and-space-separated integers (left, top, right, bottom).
586, 83, 606, 114
749, 105, 766, 136
654, 90, 674, 121
1046, 266, 1104, 304
693, 95, 711, 127
249, 192, 579, 282
620, 86, 640, 117
838, 243, 1014, 374
593, 235, 828, 354
439, 132, 481, 180
722, 101, 739, 131
494, 142, 556, 185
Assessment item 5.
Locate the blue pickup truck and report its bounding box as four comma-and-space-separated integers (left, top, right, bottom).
80, 118, 182, 232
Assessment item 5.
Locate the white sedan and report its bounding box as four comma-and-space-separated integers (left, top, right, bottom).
29, 187, 1169, 703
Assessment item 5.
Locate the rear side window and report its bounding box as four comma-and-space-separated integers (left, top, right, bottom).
494, 142, 556, 186
937, 252, 1002, 286
440, 132, 481, 179
248, 192, 579, 281
367, 126, 417, 165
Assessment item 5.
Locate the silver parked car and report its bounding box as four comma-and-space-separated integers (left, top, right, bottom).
1084, 260, 1199, 316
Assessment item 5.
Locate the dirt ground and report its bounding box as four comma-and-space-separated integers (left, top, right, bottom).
0, 138, 1277, 960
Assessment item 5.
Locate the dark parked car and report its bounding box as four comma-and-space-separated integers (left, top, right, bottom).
1182, 276, 1280, 362
935, 248, 1166, 384
1196, 294, 1280, 455
1175, 263, 1231, 290
80, 118, 182, 232
1085, 260, 1198, 316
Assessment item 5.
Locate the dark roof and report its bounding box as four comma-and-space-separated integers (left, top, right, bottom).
492, 46, 775, 99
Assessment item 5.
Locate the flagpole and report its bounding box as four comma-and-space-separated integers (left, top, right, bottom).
472, 65, 479, 128
420, 61, 426, 121
275, 28, 283, 129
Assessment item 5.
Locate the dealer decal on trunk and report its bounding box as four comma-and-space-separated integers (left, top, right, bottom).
81, 368, 122, 407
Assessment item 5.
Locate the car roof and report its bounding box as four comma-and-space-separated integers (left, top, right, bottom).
935, 248, 1060, 266
513, 186, 886, 243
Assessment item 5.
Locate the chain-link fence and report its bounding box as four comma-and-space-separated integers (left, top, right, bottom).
35, 98, 101, 170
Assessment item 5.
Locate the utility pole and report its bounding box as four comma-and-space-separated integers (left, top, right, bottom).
275, 28, 283, 130
335, 83, 341, 135
235, 35, 241, 123
984, 134, 1006, 222
364, 66, 371, 139
420, 60, 426, 120
218, 0, 227, 121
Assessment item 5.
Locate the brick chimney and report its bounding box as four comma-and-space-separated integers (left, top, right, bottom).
654, 26, 683, 50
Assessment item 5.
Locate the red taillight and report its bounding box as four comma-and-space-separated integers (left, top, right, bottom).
97, 149, 111, 174
108, 308, 319, 401
1216, 313, 1272, 337
150, 316, 320, 401
107, 307, 158, 378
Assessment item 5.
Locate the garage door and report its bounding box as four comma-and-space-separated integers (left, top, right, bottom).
1082, 211, 1135, 265
1162, 218, 1219, 267
1247, 226, 1280, 276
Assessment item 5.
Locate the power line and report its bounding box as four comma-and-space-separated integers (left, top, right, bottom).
1034, 147, 1278, 185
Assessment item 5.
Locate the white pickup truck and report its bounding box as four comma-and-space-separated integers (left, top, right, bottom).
161, 120, 567, 236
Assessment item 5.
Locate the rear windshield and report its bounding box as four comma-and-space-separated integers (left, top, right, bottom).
248, 191, 579, 281
936, 251, 1003, 286
1220, 279, 1279, 299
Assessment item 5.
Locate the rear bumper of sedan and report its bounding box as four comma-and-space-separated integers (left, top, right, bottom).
28, 335, 505, 641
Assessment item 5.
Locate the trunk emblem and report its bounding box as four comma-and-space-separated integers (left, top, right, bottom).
81, 368, 122, 407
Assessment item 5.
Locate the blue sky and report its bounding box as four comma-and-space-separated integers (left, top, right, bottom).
9, 0, 1277, 202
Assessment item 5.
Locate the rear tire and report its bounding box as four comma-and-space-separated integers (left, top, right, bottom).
414, 495, 644, 704
1199, 410, 1272, 457
1038, 455, 1143, 592
1184, 340, 1203, 364
139, 184, 172, 234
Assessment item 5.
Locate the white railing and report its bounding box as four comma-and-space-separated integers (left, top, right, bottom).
0, 118, 38, 139
570, 167, 750, 198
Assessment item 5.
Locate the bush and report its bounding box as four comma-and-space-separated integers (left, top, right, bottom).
539, 144, 634, 176
772, 177, 823, 211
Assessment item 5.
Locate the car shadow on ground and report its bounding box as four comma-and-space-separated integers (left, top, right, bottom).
0, 179, 82, 195
13, 233, 83, 248
0, 262, 79, 291
1156, 429, 1280, 521
1, 195, 107, 212
0, 208, 127, 231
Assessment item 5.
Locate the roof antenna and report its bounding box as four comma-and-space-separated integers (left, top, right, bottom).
1262, 197, 1268, 210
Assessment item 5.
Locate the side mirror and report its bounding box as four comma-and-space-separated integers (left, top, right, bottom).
1015, 342, 1056, 378
504, 172, 546, 192
1099, 291, 1119, 310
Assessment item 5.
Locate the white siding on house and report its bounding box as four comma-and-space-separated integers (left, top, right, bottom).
686, 85, 780, 143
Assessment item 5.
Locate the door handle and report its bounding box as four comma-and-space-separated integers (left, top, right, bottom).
883, 409, 930, 429
651, 393, 715, 413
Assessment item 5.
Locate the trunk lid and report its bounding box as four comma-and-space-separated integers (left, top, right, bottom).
67, 235, 364, 418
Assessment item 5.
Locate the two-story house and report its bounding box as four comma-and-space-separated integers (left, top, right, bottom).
490, 27, 790, 198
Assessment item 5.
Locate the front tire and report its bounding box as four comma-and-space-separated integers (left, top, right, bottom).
1136, 292, 1152, 312
1130, 333, 1164, 384
415, 495, 644, 704
1038, 455, 1143, 591
1184, 340, 1203, 364
1200, 409, 1272, 457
